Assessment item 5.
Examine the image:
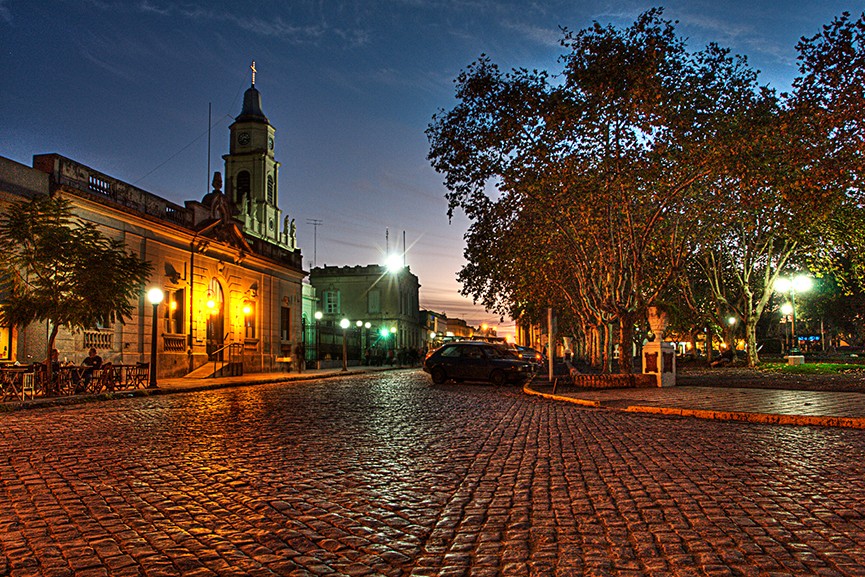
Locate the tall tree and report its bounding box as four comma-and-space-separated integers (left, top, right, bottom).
0, 195, 153, 374
428, 9, 762, 372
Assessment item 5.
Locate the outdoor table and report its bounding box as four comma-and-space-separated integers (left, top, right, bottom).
0, 363, 150, 400
87, 364, 149, 393
55, 365, 85, 395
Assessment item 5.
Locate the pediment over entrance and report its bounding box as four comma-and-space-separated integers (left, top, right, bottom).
194, 217, 253, 255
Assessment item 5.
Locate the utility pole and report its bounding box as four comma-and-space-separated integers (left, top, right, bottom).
306, 218, 323, 268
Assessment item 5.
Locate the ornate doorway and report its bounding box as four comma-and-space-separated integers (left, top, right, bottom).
206, 278, 225, 359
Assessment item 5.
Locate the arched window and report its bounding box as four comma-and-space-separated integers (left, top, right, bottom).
236, 170, 250, 204
267, 174, 274, 204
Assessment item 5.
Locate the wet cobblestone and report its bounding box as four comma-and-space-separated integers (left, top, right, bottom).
1, 370, 864, 575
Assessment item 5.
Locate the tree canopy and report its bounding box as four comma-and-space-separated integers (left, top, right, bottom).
0, 194, 153, 368
429, 9, 768, 371
429, 9, 865, 370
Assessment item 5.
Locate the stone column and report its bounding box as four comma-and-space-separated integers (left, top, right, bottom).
642, 307, 676, 387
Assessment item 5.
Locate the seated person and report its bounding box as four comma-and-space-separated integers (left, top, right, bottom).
80, 347, 102, 390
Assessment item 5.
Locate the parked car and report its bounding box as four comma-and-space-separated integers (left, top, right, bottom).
515, 345, 545, 366
423, 341, 534, 385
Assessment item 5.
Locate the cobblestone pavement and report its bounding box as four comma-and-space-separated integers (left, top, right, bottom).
1, 370, 865, 576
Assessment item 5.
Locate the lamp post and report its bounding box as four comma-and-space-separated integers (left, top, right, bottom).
774, 275, 812, 352
314, 311, 323, 369
340, 318, 350, 371
727, 316, 737, 359
780, 302, 793, 351
146, 287, 164, 388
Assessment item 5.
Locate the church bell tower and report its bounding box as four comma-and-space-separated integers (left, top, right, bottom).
224, 61, 292, 248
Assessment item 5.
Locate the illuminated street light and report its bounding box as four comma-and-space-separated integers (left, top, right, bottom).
146, 287, 164, 389
314, 311, 323, 368
774, 274, 813, 352
385, 254, 403, 273
340, 318, 350, 371
780, 302, 794, 350
726, 316, 738, 358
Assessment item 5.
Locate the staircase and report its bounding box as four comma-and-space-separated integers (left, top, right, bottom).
184, 343, 244, 379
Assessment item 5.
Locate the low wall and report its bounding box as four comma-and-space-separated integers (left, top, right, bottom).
569, 369, 657, 389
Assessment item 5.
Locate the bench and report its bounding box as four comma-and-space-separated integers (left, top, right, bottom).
786, 355, 805, 366
275, 356, 292, 372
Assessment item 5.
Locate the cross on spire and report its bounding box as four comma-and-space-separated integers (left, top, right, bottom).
250, 60, 256, 86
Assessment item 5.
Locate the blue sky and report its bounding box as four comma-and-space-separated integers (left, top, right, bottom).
0, 0, 858, 336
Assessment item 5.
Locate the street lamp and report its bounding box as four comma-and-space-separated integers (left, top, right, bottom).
774, 275, 813, 352
355, 320, 364, 363
314, 311, 323, 368
780, 302, 794, 350
146, 287, 164, 389
340, 318, 350, 371
727, 316, 737, 358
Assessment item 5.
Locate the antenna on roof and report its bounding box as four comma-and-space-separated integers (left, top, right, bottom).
206, 102, 211, 195
306, 218, 323, 268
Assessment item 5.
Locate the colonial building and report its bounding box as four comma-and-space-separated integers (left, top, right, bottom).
309, 264, 422, 364
421, 309, 448, 347
0, 75, 305, 377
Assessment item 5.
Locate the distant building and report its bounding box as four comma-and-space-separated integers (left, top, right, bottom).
421, 309, 448, 347
446, 317, 475, 339
309, 264, 421, 365
0, 73, 306, 376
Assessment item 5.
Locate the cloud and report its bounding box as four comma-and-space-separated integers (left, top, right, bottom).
0, 0, 11, 23
500, 20, 561, 48
133, 1, 371, 48
673, 10, 791, 64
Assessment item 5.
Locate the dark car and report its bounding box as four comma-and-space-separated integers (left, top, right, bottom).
515, 345, 545, 367
423, 341, 533, 385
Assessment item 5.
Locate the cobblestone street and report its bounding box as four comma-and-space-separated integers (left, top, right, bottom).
1, 370, 864, 576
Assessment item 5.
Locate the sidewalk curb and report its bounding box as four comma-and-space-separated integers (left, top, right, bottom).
626, 405, 865, 429
522, 383, 601, 408
522, 383, 865, 429
1, 368, 399, 413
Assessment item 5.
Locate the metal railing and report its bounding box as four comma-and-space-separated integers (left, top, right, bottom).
209, 343, 244, 377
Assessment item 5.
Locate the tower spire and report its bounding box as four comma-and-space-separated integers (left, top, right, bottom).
250, 60, 256, 86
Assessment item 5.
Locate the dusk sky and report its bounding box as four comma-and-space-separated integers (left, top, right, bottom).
1, 0, 858, 337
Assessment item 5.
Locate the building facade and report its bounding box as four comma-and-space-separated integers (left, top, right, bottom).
309, 264, 422, 364
0, 78, 306, 377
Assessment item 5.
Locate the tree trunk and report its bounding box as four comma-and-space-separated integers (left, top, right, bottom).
746, 316, 760, 367
618, 314, 635, 374
46, 323, 59, 381
601, 323, 612, 374
585, 325, 592, 366
705, 326, 715, 363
